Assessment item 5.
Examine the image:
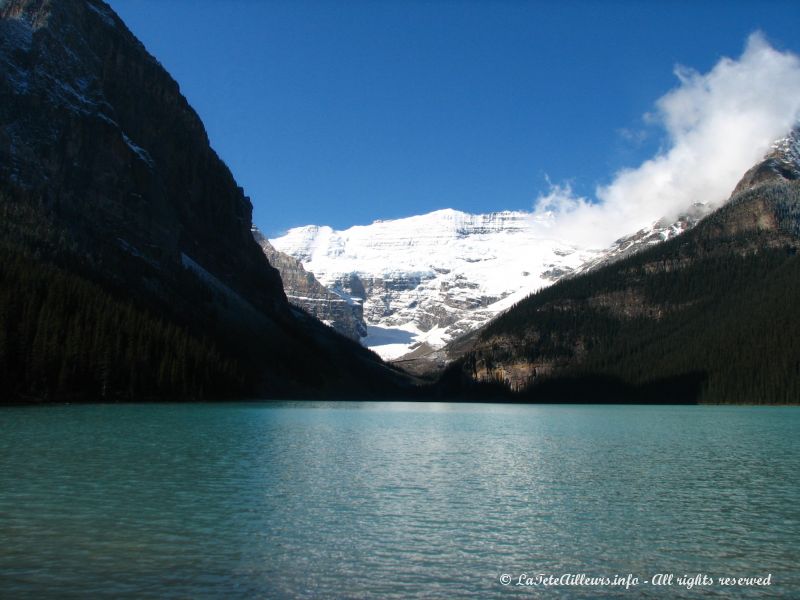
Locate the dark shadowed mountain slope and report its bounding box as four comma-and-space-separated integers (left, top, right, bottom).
437, 129, 800, 404
0, 0, 412, 402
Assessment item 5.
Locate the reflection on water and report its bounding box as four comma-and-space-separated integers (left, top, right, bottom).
0, 402, 798, 598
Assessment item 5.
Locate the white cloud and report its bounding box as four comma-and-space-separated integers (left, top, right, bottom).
533, 32, 800, 248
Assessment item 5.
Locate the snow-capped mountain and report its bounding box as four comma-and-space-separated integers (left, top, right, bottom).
580, 125, 800, 277
732, 125, 800, 194
571, 204, 710, 277
270, 209, 602, 359
270, 208, 704, 360
771, 131, 800, 177
443, 126, 800, 402
270, 126, 800, 363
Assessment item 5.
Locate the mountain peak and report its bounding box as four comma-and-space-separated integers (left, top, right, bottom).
1, 0, 121, 34
769, 125, 800, 176
732, 124, 800, 195
1, 0, 412, 400
271, 208, 600, 359
1, 0, 285, 311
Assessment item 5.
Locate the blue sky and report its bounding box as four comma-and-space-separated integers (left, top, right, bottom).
105, 0, 800, 237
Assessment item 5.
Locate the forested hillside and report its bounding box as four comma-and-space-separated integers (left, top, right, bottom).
445, 178, 800, 403
0, 0, 412, 403
0, 248, 246, 401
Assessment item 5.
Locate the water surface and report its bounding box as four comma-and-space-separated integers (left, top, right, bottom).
0, 402, 798, 598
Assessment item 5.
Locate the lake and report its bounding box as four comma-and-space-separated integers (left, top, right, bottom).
0, 402, 798, 598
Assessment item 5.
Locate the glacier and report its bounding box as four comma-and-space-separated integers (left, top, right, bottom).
268, 127, 800, 362
270, 208, 608, 359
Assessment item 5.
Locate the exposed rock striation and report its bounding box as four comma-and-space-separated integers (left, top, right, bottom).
271, 209, 605, 359
253, 228, 366, 341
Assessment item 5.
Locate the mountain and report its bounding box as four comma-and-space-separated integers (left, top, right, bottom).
252, 227, 367, 341
0, 0, 410, 402
271, 205, 707, 365
271, 210, 606, 360
436, 127, 800, 403
569, 203, 710, 277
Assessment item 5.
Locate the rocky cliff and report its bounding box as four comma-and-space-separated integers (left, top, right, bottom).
252, 228, 367, 341
0, 0, 289, 313
271, 209, 607, 359
0, 0, 410, 401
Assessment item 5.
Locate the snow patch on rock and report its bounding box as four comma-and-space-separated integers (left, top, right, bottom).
271, 208, 606, 359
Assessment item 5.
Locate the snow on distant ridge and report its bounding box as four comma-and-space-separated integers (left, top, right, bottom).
270, 130, 800, 362
271, 208, 604, 359
770, 127, 800, 177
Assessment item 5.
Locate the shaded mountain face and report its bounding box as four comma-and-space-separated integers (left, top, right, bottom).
437, 127, 800, 403
0, 0, 410, 401
252, 228, 367, 341
0, 0, 287, 313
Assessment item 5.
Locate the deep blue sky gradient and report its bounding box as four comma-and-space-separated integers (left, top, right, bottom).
106, 0, 800, 236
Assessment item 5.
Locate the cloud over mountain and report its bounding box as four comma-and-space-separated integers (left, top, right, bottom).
534, 32, 800, 247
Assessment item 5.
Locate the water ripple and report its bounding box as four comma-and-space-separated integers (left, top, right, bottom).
0, 403, 798, 598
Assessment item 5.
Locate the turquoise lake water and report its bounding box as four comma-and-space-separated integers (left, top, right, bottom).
0, 402, 798, 598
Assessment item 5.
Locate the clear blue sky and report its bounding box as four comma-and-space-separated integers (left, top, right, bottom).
106, 0, 800, 237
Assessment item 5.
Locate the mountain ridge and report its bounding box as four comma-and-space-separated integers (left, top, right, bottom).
271, 205, 708, 363
0, 0, 412, 402
270, 208, 604, 359
431, 127, 800, 403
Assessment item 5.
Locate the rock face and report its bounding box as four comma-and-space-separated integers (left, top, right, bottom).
733, 128, 800, 194
252, 228, 366, 341
271, 209, 607, 359
440, 127, 800, 403
271, 205, 709, 362
0, 0, 288, 314
0, 0, 410, 401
